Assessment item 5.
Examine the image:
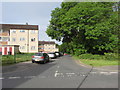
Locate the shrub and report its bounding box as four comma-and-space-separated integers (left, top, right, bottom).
78, 53, 118, 61
104, 53, 118, 60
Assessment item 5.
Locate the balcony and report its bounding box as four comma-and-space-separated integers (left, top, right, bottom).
0, 32, 9, 36
0, 41, 8, 45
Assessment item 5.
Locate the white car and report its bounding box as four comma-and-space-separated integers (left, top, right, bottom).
47, 52, 57, 59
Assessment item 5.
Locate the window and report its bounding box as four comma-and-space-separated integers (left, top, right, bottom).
38, 47, 44, 49
31, 46, 35, 50
31, 30, 35, 33
20, 46, 25, 49
31, 38, 35, 41
12, 38, 16, 42
20, 37, 25, 41
0, 37, 2, 41
20, 30, 25, 32
2, 37, 9, 41
0, 29, 2, 33
11, 30, 16, 33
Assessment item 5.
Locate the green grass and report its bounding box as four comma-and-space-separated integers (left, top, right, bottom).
2, 53, 35, 66
73, 53, 119, 67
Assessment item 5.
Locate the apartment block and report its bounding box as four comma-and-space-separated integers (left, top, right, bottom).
0, 24, 39, 53
38, 41, 59, 52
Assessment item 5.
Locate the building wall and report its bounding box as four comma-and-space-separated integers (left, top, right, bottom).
0, 45, 19, 55
0, 29, 10, 45
29, 30, 38, 53
9, 29, 38, 53
38, 43, 59, 52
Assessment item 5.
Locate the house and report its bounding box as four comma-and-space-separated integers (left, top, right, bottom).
0, 24, 39, 53
38, 41, 59, 52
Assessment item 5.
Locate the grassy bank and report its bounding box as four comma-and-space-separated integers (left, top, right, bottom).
2, 53, 34, 66
73, 53, 119, 67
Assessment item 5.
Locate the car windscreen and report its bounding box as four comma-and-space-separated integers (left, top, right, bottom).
48, 53, 54, 54
35, 53, 43, 56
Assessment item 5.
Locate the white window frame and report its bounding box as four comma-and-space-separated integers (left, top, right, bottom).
12, 30, 16, 33
20, 37, 25, 41
31, 46, 35, 50
20, 30, 25, 32
12, 38, 16, 42
20, 46, 25, 49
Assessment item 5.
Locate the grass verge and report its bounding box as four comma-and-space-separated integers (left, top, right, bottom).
73, 53, 119, 67
2, 53, 35, 66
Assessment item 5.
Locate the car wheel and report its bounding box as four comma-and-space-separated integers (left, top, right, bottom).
42, 60, 46, 64
48, 58, 50, 62
32, 61, 34, 63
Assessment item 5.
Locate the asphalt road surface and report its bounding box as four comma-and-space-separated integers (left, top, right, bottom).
2, 55, 118, 88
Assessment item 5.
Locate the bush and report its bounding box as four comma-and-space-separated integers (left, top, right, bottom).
78, 53, 118, 61
74, 49, 87, 56
104, 53, 118, 60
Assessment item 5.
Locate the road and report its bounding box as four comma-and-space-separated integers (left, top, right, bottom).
2, 55, 118, 89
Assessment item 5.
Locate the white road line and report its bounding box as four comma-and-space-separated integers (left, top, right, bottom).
56, 71, 58, 73
0, 77, 4, 79
110, 72, 118, 74
24, 76, 36, 79
8, 77, 21, 79
54, 72, 58, 77
91, 72, 97, 74
66, 73, 75, 75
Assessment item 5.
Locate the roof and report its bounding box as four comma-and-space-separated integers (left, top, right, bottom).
0, 24, 39, 30
38, 41, 55, 44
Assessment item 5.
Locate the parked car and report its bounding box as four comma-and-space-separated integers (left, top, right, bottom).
47, 52, 57, 59
64, 53, 68, 55
55, 52, 60, 57
59, 52, 64, 56
32, 52, 49, 64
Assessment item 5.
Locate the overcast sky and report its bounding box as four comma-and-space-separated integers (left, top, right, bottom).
1, 2, 62, 45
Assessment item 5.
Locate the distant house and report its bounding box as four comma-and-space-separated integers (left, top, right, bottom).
0, 24, 39, 53
38, 41, 59, 52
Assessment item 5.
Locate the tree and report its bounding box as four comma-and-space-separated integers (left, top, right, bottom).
46, 2, 118, 55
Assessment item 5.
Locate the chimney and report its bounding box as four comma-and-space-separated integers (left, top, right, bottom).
26, 22, 28, 25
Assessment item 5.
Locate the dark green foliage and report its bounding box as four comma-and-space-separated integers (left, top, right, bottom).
47, 2, 118, 55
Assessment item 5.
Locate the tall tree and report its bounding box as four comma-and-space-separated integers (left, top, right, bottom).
46, 2, 118, 55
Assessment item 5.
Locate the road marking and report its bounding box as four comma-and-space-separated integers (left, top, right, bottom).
0, 77, 4, 79
54, 71, 58, 77
25, 76, 36, 78
90, 71, 118, 75
66, 73, 75, 75
110, 72, 118, 74
8, 77, 21, 79
91, 72, 97, 74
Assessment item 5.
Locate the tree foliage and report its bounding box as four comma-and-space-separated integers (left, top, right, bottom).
46, 2, 118, 55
